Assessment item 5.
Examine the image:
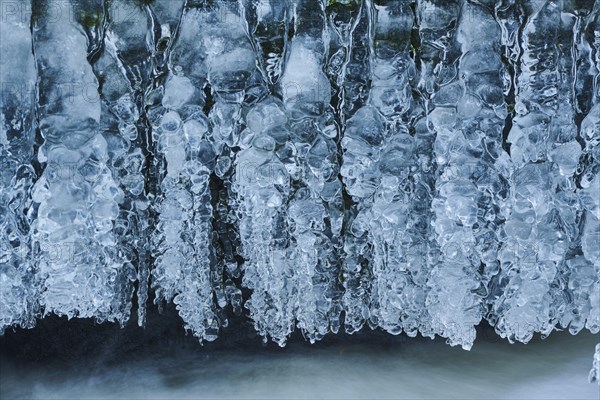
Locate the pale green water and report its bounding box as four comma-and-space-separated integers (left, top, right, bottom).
1, 330, 598, 399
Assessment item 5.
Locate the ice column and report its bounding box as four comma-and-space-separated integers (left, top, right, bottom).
426, 0, 512, 349
576, 3, 600, 382
0, 0, 39, 333
341, 0, 429, 336
324, 0, 378, 336
235, 96, 295, 345
408, 0, 453, 340
149, 4, 224, 341
30, 0, 131, 323
103, 0, 157, 326
247, 0, 289, 88
331, 0, 374, 335
282, 0, 343, 342
590, 343, 600, 384
199, 0, 262, 334
238, 0, 342, 345
495, 0, 577, 343
575, 2, 600, 337
553, 2, 599, 338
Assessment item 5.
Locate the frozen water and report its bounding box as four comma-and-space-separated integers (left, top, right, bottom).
0, 0, 38, 333
0, 0, 598, 381
26, 0, 132, 324
591, 343, 600, 384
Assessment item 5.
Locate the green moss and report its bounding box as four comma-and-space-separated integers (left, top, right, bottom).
79, 10, 101, 28
156, 36, 171, 53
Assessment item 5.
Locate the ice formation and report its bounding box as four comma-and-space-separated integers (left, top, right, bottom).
0, 0, 38, 333
0, 0, 598, 381
28, 0, 132, 323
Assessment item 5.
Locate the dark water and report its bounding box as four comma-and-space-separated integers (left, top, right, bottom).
1, 313, 598, 400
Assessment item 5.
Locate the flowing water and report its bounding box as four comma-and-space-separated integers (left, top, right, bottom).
1, 323, 598, 399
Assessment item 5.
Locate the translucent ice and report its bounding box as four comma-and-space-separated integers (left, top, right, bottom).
591, 343, 600, 384
0, 0, 39, 334
30, 0, 132, 323
0, 0, 598, 376
150, 4, 219, 341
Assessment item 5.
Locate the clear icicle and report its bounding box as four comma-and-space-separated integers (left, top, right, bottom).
334, 0, 374, 335
494, 0, 590, 344
574, 2, 600, 337
31, 0, 132, 323
590, 343, 600, 384
103, 0, 157, 327
0, 0, 39, 333
150, 4, 220, 341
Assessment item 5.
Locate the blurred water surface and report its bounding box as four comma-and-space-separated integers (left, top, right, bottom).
1, 324, 597, 400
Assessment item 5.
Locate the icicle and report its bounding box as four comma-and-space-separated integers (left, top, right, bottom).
495, 0, 578, 343
332, 0, 374, 335
574, 2, 600, 337
30, 0, 132, 323
0, 0, 39, 333
102, 0, 157, 327
419, 0, 510, 350
590, 343, 600, 384
149, 3, 221, 342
